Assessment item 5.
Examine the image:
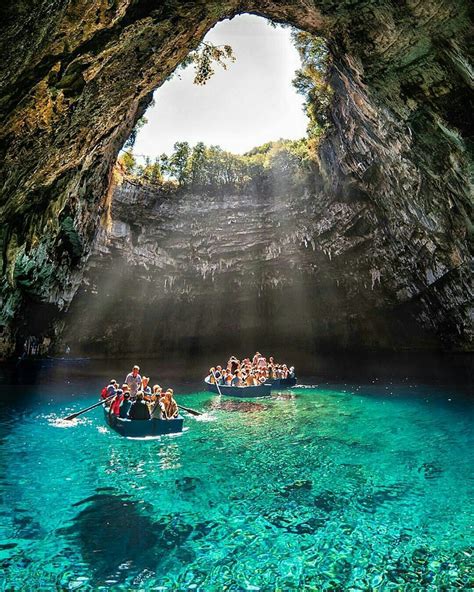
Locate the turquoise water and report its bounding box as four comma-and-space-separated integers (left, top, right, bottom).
0, 378, 473, 590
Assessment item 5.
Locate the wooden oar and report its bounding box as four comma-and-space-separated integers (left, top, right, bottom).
177, 404, 203, 416
63, 394, 116, 421
212, 370, 223, 396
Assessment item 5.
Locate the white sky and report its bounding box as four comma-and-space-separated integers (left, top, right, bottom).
133, 15, 308, 158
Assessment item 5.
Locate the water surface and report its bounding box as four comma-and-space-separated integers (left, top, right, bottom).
0, 365, 472, 590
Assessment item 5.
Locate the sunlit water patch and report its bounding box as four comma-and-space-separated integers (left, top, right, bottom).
0, 384, 472, 590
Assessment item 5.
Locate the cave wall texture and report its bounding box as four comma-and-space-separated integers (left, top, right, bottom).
0, 0, 472, 356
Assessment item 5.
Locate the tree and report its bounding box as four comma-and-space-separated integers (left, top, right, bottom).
169, 141, 191, 186
118, 151, 136, 175
292, 31, 333, 138
177, 42, 236, 85
189, 142, 207, 189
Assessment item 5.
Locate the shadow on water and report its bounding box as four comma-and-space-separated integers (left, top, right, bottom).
58, 491, 159, 583
205, 399, 270, 413
57, 488, 220, 585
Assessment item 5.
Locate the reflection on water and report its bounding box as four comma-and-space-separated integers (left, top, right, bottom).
0, 358, 472, 589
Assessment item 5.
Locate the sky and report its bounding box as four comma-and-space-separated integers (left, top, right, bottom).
132, 15, 308, 159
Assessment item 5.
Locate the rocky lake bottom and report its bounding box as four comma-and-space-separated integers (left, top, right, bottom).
0, 356, 472, 590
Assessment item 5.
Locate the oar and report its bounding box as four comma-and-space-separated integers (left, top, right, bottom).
63, 394, 116, 421
212, 370, 223, 396
177, 404, 203, 416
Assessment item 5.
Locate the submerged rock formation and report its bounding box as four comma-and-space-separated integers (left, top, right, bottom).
0, 1, 472, 356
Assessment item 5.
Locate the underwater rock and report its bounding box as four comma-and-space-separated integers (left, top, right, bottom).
207, 400, 269, 413
279, 480, 313, 498
175, 476, 203, 492
418, 462, 444, 480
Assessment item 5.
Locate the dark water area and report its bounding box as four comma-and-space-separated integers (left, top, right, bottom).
0, 353, 472, 589
1, 350, 473, 391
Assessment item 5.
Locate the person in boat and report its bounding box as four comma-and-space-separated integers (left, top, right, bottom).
224, 369, 234, 385
245, 372, 258, 386
209, 367, 217, 384
215, 366, 224, 384
119, 392, 132, 418
150, 392, 164, 419
289, 366, 295, 379
232, 371, 244, 387
101, 379, 117, 399
252, 352, 261, 366
129, 391, 151, 420
141, 376, 152, 397
110, 389, 124, 416
162, 389, 179, 419
125, 365, 142, 396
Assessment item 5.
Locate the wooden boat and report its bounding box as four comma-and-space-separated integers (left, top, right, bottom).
266, 376, 297, 388
204, 376, 272, 397
103, 405, 184, 437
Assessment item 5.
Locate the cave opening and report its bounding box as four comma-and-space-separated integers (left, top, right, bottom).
1, 1, 471, 361
61, 15, 341, 361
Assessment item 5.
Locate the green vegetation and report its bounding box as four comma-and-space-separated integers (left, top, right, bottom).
179, 42, 236, 85
292, 31, 333, 139
118, 138, 318, 195
118, 29, 332, 195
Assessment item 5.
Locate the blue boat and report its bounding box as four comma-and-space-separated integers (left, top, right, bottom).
266, 377, 297, 388
204, 376, 272, 397
103, 405, 184, 437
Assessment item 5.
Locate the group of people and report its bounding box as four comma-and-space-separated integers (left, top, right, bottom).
101, 365, 179, 420
209, 352, 295, 387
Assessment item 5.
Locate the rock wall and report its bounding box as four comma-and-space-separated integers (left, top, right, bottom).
62, 168, 466, 355
0, 1, 472, 356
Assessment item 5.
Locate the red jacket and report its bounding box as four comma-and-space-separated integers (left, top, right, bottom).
111, 395, 123, 415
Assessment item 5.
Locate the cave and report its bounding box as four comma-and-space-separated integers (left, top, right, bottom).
0, 0, 472, 359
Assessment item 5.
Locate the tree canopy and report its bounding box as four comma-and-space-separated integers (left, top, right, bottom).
118, 138, 318, 196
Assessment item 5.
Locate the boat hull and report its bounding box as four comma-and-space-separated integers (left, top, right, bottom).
103, 406, 183, 437
204, 377, 272, 397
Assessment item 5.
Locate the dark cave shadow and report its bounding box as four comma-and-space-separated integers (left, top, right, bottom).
57, 490, 197, 585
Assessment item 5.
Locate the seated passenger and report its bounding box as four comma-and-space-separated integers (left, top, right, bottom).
150, 394, 164, 419
152, 384, 162, 395
224, 370, 234, 385
232, 371, 243, 387
101, 379, 117, 399
129, 392, 151, 420
141, 376, 152, 396
119, 392, 132, 418
246, 372, 258, 386
110, 389, 123, 415
162, 389, 179, 419
209, 367, 216, 384
215, 366, 224, 384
